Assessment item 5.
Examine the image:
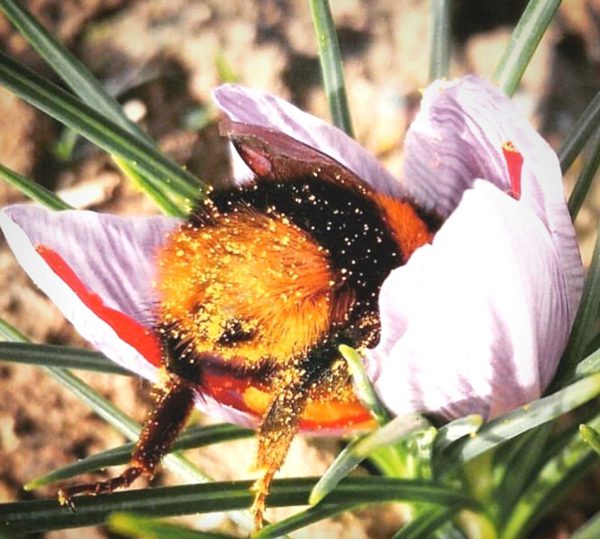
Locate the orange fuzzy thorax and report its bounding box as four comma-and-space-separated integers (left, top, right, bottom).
156, 207, 335, 367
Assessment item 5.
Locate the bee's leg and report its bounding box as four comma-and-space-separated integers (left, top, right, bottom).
57, 371, 196, 507
251, 356, 337, 529
251, 367, 309, 529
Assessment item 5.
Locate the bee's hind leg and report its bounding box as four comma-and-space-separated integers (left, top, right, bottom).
57, 370, 197, 507
251, 366, 310, 529
250, 354, 339, 530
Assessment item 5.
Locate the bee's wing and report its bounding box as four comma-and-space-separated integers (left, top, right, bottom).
221, 119, 373, 195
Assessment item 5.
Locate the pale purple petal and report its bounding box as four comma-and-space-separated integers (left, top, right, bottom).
1, 205, 290, 430
0, 205, 178, 379
403, 75, 582, 325
370, 181, 570, 419
213, 83, 406, 198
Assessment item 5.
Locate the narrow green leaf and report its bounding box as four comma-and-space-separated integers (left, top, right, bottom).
109, 513, 235, 539
429, 0, 452, 81
0, 0, 191, 213
0, 0, 151, 144
573, 511, 600, 539
0, 318, 255, 533
27, 424, 252, 490
433, 415, 483, 456
338, 346, 417, 489
53, 127, 79, 161
339, 344, 389, 424
493, 426, 552, 524
0, 319, 27, 341
113, 156, 187, 217
0, 341, 129, 375
390, 506, 459, 539
0, 53, 201, 204
309, 413, 428, 505
0, 321, 211, 485
260, 494, 470, 539
253, 503, 355, 539
568, 125, 600, 219
308, 0, 354, 136
0, 477, 478, 534
493, 0, 561, 96
501, 414, 600, 539
441, 372, 600, 472
576, 345, 600, 377
580, 424, 600, 456
559, 90, 600, 172
553, 219, 600, 385
368, 443, 410, 478
0, 163, 71, 210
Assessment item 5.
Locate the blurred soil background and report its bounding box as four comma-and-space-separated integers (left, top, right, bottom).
0, 1, 599, 538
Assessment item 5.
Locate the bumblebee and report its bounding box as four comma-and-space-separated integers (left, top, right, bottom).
58, 120, 438, 528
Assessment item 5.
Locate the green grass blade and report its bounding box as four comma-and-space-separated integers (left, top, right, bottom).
0, 341, 129, 375
0, 320, 211, 483
309, 0, 354, 136
0, 53, 201, 204
27, 424, 252, 490
580, 424, 600, 456
309, 414, 428, 505
0, 318, 255, 532
0, 0, 151, 145
573, 511, 600, 539
113, 155, 187, 217
0, 319, 27, 341
339, 344, 389, 424
493, 426, 552, 524
568, 125, 600, 219
390, 506, 459, 539
501, 414, 600, 539
576, 346, 600, 377
0, 163, 71, 210
53, 127, 79, 161
493, 0, 561, 96
559, 90, 600, 172
433, 415, 483, 456
440, 372, 600, 472
553, 219, 600, 385
109, 513, 236, 539
0, 477, 478, 534
367, 443, 410, 478
258, 496, 469, 539
0, 0, 193, 214
253, 503, 357, 539
429, 0, 452, 81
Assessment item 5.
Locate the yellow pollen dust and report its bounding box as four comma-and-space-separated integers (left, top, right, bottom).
155, 208, 335, 365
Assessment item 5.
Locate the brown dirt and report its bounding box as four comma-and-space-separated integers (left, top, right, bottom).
0, 1, 599, 538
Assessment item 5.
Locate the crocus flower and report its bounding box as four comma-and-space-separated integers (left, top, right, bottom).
0, 75, 583, 429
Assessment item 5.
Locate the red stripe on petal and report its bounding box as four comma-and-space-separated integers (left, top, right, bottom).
503, 141, 523, 200
36, 245, 162, 367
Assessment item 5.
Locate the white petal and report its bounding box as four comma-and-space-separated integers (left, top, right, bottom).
371, 182, 570, 419
403, 75, 582, 323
